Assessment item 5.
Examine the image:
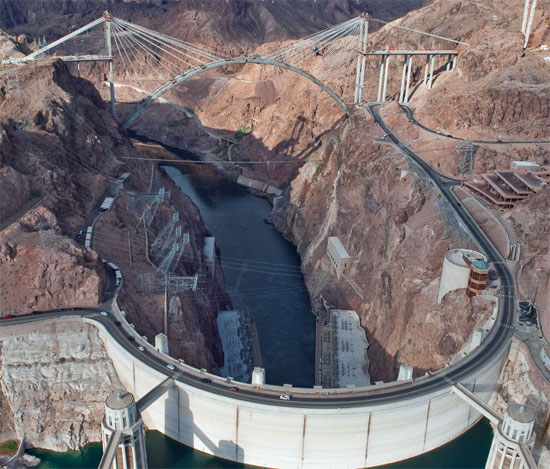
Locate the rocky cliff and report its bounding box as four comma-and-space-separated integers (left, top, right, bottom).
0, 0, 428, 47
272, 110, 492, 381
0, 320, 123, 452
0, 61, 225, 371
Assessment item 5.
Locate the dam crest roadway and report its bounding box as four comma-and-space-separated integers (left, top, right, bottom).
0, 12, 522, 469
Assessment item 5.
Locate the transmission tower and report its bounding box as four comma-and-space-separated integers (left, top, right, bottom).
127, 187, 170, 229
151, 212, 179, 261
162, 273, 198, 293
457, 140, 475, 174
156, 242, 180, 274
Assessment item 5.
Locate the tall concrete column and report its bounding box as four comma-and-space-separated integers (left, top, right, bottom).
377, 55, 385, 102
101, 391, 148, 469
428, 55, 435, 89
382, 55, 390, 101
522, 0, 531, 34
354, 16, 369, 104
485, 402, 535, 469
103, 11, 117, 118
399, 55, 408, 102
423, 55, 429, 85
358, 18, 368, 103
404, 55, 413, 103
354, 55, 362, 104
523, 0, 538, 49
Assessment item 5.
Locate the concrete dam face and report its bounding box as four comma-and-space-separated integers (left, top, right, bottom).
91, 316, 506, 468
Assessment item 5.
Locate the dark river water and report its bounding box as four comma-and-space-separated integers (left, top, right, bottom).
32, 163, 493, 467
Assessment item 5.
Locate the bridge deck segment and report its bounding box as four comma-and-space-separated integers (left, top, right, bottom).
137, 377, 176, 412
452, 383, 502, 425
98, 429, 121, 469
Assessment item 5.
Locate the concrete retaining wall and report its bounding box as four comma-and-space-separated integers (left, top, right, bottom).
86, 317, 506, 468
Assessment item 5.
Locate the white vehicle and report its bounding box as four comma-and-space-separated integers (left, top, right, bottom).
138, 346, 145, 352
166, 364, 175, 370
100, 311, 109, 317
279, 394, 291, 401
100, 197, 114, 211
129, 323, 135, 329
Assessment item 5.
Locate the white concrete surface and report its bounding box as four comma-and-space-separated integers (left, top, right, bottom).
80, 316, 507, 469
398, 363, 413, 381
327, 237, 351, 280
155, 333, 169, 355
438, 248, 487, 303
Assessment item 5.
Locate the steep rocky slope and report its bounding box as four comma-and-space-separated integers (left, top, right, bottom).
0, 0, 428, 47
0, 320, 124, 452
510, 188, 550, 336
273, 111, 492, 381
0, 61, 225, 370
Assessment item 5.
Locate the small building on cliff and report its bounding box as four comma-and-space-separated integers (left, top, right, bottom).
327, 237, 351, 280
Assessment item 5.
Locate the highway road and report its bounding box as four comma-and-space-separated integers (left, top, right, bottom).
0, 103, 517, 410
400, 104, 550, 145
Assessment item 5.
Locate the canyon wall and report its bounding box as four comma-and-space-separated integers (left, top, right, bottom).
273, 111, 492, 381
0, 61, 225, 372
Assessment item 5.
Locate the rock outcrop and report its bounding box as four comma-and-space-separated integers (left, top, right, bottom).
0, 320, 123, 451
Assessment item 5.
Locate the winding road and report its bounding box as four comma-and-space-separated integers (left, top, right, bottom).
400, 104, 550, 145
1, 103, 518, 413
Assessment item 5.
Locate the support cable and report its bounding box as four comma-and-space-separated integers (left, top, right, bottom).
112, 23, 161, 83
114, 21, 201, 69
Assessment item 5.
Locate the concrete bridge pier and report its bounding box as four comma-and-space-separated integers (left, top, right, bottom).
376, 55, 391, 102
427, 55, 436, 89
399, 54, 414, 104
377, 55, 385, 101
353, 16, 369, 104
423, 55, 429, 85
399, 55, 408, 103
103, 11, 117, 118
404, 55, 413, 103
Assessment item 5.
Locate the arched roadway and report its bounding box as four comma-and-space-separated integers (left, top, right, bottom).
122, 57, 351, 129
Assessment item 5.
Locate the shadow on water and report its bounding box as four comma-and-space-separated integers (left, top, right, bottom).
29, 419, 493, 468
164, 166, 315, 388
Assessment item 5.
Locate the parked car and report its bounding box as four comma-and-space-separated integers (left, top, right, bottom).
279, 394, 291, 401
100, 311, 109, 317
